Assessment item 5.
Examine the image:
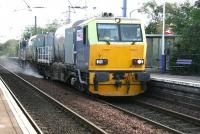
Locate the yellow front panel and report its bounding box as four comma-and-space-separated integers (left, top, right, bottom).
89, 72, 143, 96
89, 84, 143, 96
89, 44, 146, 71
88, 43, 147, 96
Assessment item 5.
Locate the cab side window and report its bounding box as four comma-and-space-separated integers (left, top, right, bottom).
83, 26, 88, 45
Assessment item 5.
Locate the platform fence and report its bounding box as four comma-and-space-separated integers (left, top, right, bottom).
169, 51, 200, 75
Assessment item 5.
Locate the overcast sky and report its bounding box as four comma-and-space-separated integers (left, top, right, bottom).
0, 0, 196, 43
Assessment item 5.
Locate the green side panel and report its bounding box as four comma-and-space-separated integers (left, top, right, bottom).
88, 20, 98, 44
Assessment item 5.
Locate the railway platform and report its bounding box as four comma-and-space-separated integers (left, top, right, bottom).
151, 73, 200, 88
0, 80, 37, 134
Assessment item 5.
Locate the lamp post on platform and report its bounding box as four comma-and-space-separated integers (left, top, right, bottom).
160, 1, 166, 73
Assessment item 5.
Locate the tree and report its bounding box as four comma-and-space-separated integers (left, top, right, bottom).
44, 19, 60, 33
177, 1, 200, 52
22, 19, 60, 40
141, 0, 200, 74
139, 0, 161, 33
139, 0, 178, 34
169, 2, 193, 34
0, 39, 18, 56
195, 0, 200, 7
140, 0, 199, 48
22, 26, 43, 40
170, 1, 200, 74
139, 1, 196, 35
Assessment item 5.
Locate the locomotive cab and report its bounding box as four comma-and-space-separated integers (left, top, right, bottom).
75, 17, 150, 96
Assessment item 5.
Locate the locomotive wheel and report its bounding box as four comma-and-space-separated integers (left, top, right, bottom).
81, 83, 89, 94
141, 82, 147, 92
84, 86, 91, 96
70, 77, 85, 92
76, 81, 85, 92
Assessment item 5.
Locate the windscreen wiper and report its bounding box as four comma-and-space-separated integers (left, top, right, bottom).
102, 40, 110, 45
131, 41, 136, 45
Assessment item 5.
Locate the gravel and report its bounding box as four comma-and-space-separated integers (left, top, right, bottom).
0, 66, 95, 134
0, 58, 169, 134
19, 74, 169, 134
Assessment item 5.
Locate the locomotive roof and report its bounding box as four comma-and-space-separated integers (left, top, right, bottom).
55, 20, 85, 37
78, 17, 143, 27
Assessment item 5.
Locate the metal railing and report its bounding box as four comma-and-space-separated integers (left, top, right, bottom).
37, 46, 53, 64
169, 51, 200, 75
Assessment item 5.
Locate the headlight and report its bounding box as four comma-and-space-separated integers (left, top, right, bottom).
132, 59, 144, 65
96, 59, 108, 65
115, 18, 121, 23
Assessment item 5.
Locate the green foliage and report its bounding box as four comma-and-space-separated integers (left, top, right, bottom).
180, 24, 200, 51
0, 39, 18, 56
174, 2, 200, 52
140, 0, 178, 34
169, 1, 200, 74
145, 22, 161, 34
195, 0, 200, 7
22, 19, 60, 40
170, 2, 193, 34
140, 0, 199, 35
44, 19, 60, 33
141, 0, 200, 74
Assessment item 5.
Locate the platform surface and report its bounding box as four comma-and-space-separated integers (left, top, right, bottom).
0, 79, 38, 134
0, 87, 23, 134
151, 73, 200, 87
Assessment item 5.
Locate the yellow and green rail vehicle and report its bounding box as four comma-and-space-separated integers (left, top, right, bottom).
84, 17, 150, 96
19, 17, 150, 96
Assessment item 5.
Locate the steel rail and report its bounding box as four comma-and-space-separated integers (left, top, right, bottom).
0, 77, 43, 134
146, 92, 200, 110
134, 100, 200, 126
0, 64, 107, 134
99, 97, 200, 134
100, 100, 183, 134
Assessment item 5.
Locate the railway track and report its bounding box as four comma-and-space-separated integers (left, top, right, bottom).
2, 58, 200, 133
0, 65, 107, 134
146, 89, 200, 111
102, 98, 200, 134
147, 80, 200, 111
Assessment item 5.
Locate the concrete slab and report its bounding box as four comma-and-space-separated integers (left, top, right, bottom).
0, 86, 22, 134
151, 73, 200, 87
